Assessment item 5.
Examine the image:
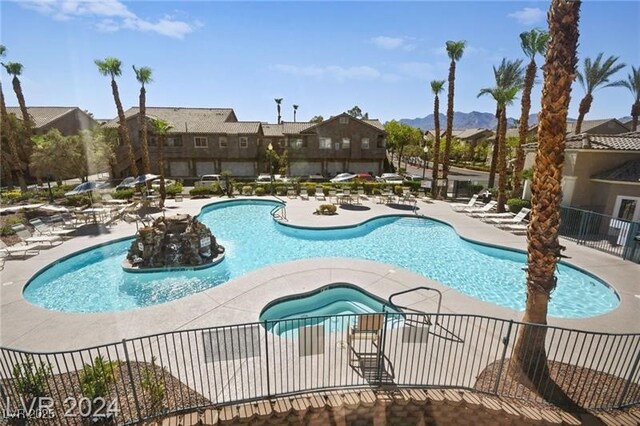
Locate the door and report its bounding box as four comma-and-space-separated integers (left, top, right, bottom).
610, 196, 640, 245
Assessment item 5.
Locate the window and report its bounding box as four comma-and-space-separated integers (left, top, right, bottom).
361, 138, 370, 149
290, 138, 304, 149
194, 137, 208, 148
239, 137, 248, 148
339, 116, 349, 124
165, 136, 183, 147
334, 142, 341, 150
342, 138, 350, 149
219, 137, 228, 148
617, 199, 637, 221
319, 138, 332, 149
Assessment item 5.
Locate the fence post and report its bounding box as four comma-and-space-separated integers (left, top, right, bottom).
121, 339, 142, 421
492, 320, 514, 395
376, 312, 389, 388
577, 209, 589, 245
617, 345, 640, 407
263, 321, 271, 399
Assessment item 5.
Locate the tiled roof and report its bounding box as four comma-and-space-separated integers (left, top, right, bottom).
456, 128, 493, 139
282, 122, 315, 134
5, 106, 77, 128
104, 107, 236, 132
262, 124, 284, 137
363, 119, 385, 131
592, 160, 640, 183
210, 122, 261, 134
524, 132, 640, 151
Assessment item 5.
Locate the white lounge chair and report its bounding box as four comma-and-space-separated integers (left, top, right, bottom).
462, 201, 497, 214
486, 208, 531, 226
315, 186, 326, 201
11, 224, 62, 246
300, 188, 309, 200
0, 240, 40, 259
501, 223, 528, 235
29, 218, 75, 239
450, 194, 480, 211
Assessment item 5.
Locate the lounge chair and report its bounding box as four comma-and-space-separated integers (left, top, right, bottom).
315, 187, 326, 201
48, 213, 82, 230
0, 240, 40, 259
28, 218, 75, 239
462, 200, 497, 214
501, 223, 528, 235
450, 194, 480, 211
287, 186, 297, 199
347, 314, 384, 369
11, 224, 62, 246
300, 188, 309, 200
486, 208, 531, 226
470, 206, 513, 219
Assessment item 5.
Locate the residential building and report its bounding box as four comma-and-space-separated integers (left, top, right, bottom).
6, 106, 97, 135
105, 108, 386, 178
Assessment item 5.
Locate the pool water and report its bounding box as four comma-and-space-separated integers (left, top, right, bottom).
23, 200, 620, 317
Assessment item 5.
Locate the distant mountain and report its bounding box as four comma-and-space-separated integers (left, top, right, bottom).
399, 111, 539, 131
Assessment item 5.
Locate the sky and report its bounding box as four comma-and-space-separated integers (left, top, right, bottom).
1, 1, 639, 124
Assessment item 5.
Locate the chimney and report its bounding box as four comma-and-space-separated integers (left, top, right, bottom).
581, 134, 590, 149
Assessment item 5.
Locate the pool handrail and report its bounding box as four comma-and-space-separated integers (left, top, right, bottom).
387, 286, 443, 318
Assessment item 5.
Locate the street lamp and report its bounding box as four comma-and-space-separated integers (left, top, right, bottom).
267, 142, 274, 194
422, 146, 429, 179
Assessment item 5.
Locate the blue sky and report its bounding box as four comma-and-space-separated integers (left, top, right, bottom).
1, 1, 638, 124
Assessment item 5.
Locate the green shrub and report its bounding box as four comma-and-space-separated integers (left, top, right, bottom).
165, 181, 183, 197
275, 185, 287, 196
0, 190, 33, 205
51, 184, 75, 199
242, 185, 253, 195
470, 184, 484, 194
304, 184, 316, 196
80, 356, 118, 400
321, 184, 332, 195
316, 204, 337, 215
394, 185, 404, 196
372, 188, 382, 195
189, 186, 216, 197
13, 355, 51, 399
62, 195, 91, 207
507, 198, 531, 213
141, 356, 165, 415
254, 187, 266, 196
113, 188, 135, 200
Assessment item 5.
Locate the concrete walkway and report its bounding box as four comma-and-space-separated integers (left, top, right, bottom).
1, 195, 638, 352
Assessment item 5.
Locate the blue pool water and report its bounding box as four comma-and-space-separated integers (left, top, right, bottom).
260, 284, 403, 335
23, 200, 620, 317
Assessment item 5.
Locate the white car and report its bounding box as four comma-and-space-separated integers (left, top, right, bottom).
330, 173, 357, 183
377, 173, 404, 184
256, 174, 290, 183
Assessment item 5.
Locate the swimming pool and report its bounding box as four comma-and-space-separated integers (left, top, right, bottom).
23, 200, 620, 317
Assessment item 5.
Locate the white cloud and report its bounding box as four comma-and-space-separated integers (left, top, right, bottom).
508, 7, 545, 25
371, 36, 416, 51
272, 64, 395, 82
15, 0, 199, 39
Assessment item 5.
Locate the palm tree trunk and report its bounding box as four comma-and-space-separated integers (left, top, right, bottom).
574, 93, 592, 134
11, 76, 33, 179
0, 83, 27, 191
496, 107, 508, 213
277, 104, 281, 124
112, 78, 138, 177
488, 106, 501, 188
139, 86, 151, 175
512, 0, 581, 404
441, 60, 456, 198
432, 97, 441, 197
397, 146, 404, 171
631, 101, 639, 131
513, 59, 537, 197
158, 134, 166, 208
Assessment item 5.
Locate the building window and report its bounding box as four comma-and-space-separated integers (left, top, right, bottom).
290, 138, 304, 149
334, 142, 341, 150
361, 138, 370, 149
239, 137, 248, 148
339, 116, 349, 124
194, 137, 208, 148
342, 138, 350, 149
278, 138, 286, 148
165, 136, 183, 147
219, 137, 228, 148
319, 137, 332, 149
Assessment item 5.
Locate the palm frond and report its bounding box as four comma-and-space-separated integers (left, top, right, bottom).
430, 80, 446, 94
274, 98, 283, 104
618, 66, 640, 99
2, 61, 23, 76
132, 66, 153, 85
0, 45, 6, 57
581, 53, 626, 93
94, 57, 122, 78
445, 40, 466, 61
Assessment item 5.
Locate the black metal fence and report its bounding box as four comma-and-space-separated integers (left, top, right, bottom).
559, 206, 640, 263
1, 313, 639, 424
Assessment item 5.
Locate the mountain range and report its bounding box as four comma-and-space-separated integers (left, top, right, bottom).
399, 111, 539, 131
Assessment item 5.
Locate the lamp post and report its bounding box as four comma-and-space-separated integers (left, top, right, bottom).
267, 142, 274, 194
422, 146, 429, 179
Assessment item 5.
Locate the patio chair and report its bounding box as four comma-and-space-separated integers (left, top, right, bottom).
486, 208, 531, 226
461, 201, 497, 214
328, 189, 337, 204
0, 240, 40, 259
470, 206, 514, 219
48, 213, 81, 230
11, 224, 62, 246
300, 188, 309, 200
287, 186, 297, 199
348, 314, 384, 370
28, 218, 75, 239
450, 194, 480, 211
315, 187, 326, 201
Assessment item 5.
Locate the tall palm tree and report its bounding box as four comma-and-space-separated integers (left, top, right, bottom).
512, 29, 549, 197
430, 80, 446, 197
440, 40, 466, 198
1, 61, 32, 130
0, 46, 27, 191
150, 118, 173, 208
275, 98, 283, 124
512, 0, 581, 402
95, 57, 138, 177
479, 59, 524, 211
619, 66, 640, 131
574, 53, 625, 134
133, 65, 153, 175
293, 104, 299, 122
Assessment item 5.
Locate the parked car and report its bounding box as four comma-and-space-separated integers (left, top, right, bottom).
330, 173, 357, 183
307, 174, 326, 182
151, 178, 175, 188
256, 174, 290, 183
376, 173, 404, 184
195, 174, 225, 189
354, 172, 374, 181
404, 174, 423, 182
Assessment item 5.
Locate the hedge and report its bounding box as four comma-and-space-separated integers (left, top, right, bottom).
507, 198, 531, 213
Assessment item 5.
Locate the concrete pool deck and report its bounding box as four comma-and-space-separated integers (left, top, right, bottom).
0, 195, 638, 352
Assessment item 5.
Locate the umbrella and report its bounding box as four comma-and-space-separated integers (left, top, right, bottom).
64, 181, 106, 196
129, 174, 160, 187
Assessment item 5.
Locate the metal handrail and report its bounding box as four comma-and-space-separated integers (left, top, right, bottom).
269, 197, 288, 222
387, 286, 443, 317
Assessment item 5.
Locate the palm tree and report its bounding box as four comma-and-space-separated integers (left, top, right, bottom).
574, 53, 625, 134
0, 46, 27, 191
512, 0, 581, 403
275, 98, 283, 124
95, 57, 138, 177
440, 40, 466, 198
1, 61, 32, 130
479, 59, 524, 212
512, 29, 549, 197
293, 104, 299, 122
150, 118, 173, 208
619, 66, 640, 131
430, 80, 446, 197
133, 65, 153, 175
